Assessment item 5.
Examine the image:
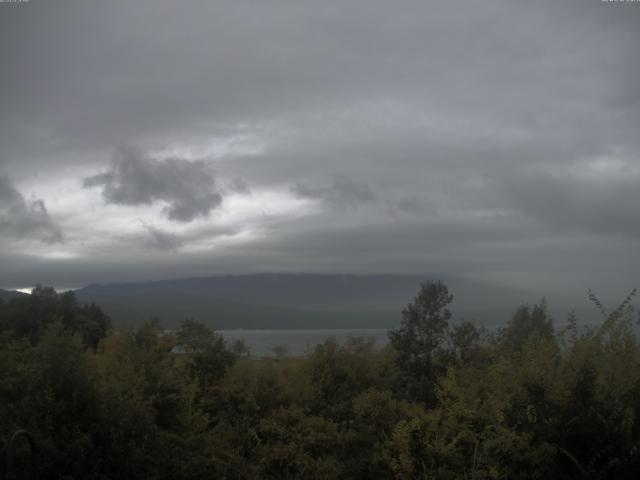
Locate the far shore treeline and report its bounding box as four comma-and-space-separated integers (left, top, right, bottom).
0, 282, 639, 479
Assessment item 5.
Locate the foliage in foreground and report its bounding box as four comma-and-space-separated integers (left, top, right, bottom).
0, 283, 639, 479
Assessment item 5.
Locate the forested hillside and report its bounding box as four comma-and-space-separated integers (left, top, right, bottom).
1, 282, 639, 479
0, 288, 27, 303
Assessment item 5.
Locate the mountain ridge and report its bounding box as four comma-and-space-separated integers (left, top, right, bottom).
74, 273, 540, 329
0, 289, 27, 302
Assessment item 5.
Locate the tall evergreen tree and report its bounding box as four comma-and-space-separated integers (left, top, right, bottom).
388, 280, 453, 405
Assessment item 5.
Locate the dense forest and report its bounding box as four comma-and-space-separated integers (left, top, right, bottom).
0, 282, 639, 479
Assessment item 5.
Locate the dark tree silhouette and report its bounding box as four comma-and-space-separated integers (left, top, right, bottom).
388, 280, 453, 404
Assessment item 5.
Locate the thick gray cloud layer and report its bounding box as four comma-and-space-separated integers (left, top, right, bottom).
140, 224, 183, 251
291, 175, 376, 209
83, 147, 222, 222
0, 0, 639, 301
0, 174, 62, 244
504, 168, 640, 238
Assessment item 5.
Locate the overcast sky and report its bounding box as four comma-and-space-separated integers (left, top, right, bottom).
1, 0, 639, 300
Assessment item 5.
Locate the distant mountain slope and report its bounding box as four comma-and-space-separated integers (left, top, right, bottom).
75, 273, 530, 329
0, 289, 27, 302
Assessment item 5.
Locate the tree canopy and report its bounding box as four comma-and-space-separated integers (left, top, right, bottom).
1, 282, 639, 479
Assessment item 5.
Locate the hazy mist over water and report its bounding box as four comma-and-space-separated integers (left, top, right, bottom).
220, 329, 389, 356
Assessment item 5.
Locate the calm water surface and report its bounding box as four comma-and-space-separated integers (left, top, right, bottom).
219, 328, 389, 356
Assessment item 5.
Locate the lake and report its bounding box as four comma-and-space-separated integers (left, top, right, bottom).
219, 328, 389, 356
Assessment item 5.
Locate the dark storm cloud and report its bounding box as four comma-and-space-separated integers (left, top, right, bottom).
0, 174, 62, 244
83, 147, 223, 222
291, 175, 376, 208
